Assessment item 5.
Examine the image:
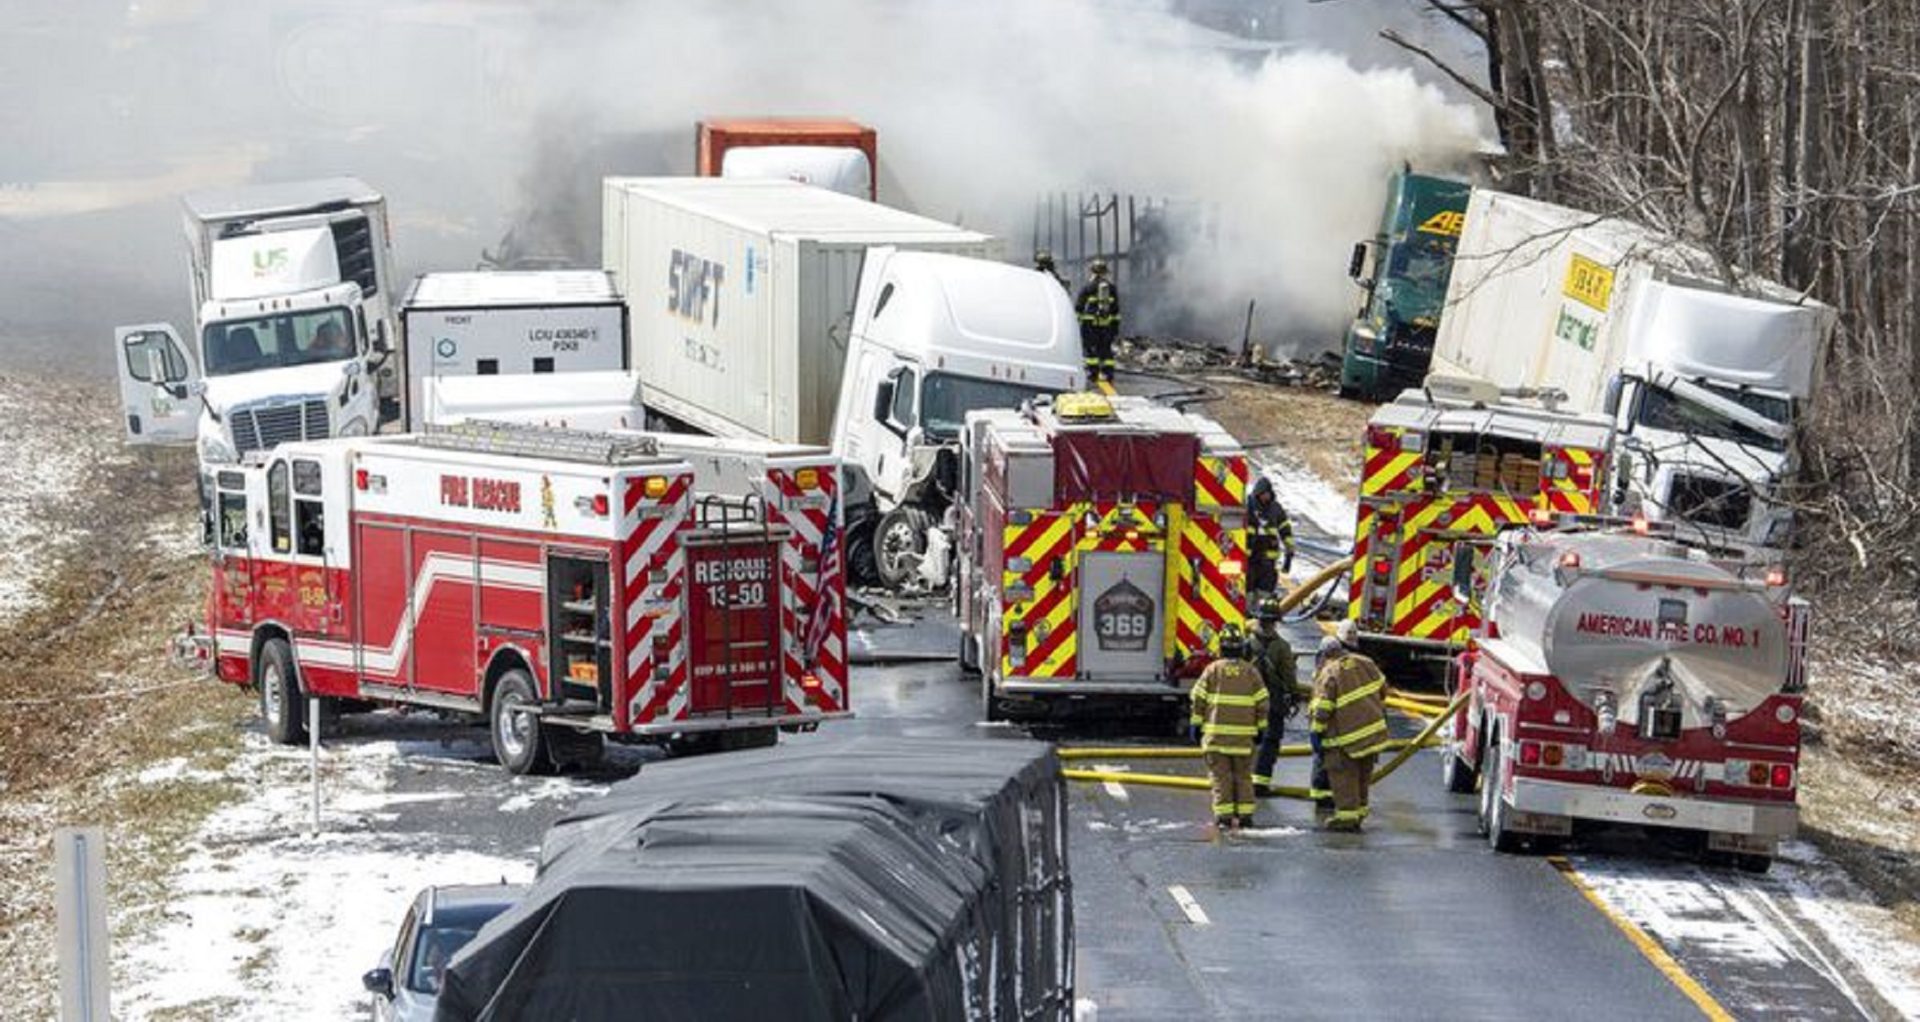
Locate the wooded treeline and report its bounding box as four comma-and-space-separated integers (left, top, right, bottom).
1405, 0, 1920, 650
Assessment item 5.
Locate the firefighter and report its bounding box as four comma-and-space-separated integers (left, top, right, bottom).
1189, 624, 1267, 832
1034, 249, 1070, 292
1075, 258, 1121, 383
1310, 621, 1391, 832
1250, 600, 1298, 797
1246, 476, 1295, 600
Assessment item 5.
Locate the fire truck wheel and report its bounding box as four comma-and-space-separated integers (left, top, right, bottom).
1442, 732, 1479, 794
874, 508, 931, 590
257, 638, 306, 746
1478, 737, 1524, 853
980, 673, 1002, 722
959, 633, 980, 674
490, 671, 553, 776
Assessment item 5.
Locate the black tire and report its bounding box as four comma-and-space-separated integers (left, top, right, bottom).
1478, 733, 1523, 852
547, 725, 606, 773
845, 521, 880, 588
981, 671, 1002, 723
721, 727, 779, 752
1737, 853, 1773, 875
958, 631, 981, 675
667, 732, 723, 757
874, 507, 930, 590
489, 670, 552, 776
1443, 728, 1479, 794
257, 637, 306, 746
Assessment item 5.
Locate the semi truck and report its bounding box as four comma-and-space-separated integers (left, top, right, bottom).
1339, 171, 1472, 400
399, 270, 627, 429
115, 178, 401, 463
1348, 375, 1614, 678
696, 117, 878, 200
1431, 189, 1835, 552
602, 177, 1084, 588
174, 420, 849, 773
956, 392, 1250, 725
1445, 517, 1808, 871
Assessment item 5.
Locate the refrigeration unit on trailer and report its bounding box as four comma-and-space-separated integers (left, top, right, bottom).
1430, 189, 1834, 551
177, 421, 848, 773
696, 117, 879, 200
1445, 518, 1808, 871
399, 270, 628, 429
115, 178, 400, 463
956, 393, 1250, 725
1349, 376, 1613, 679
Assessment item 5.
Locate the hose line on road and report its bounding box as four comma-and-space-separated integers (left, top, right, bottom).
1061, 690, 1470, 800
1273, 556, 1352, 624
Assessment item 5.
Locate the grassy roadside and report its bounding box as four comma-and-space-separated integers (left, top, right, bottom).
0, 430, 255, 1017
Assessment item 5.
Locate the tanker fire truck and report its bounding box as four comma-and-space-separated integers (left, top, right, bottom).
1444, 517, 1808, 871
178, 421, 848, 774
955, 393, 1249, 726
1349, 376, 1614, 680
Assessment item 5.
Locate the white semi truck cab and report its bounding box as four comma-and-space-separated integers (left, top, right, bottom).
115, 178, 397, 463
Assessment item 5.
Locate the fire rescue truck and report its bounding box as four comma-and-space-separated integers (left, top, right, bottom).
1349, 376, 1613, 678
955, 393, 1249, 724
179, 421, 849, 774
1444, 516, 1808, 872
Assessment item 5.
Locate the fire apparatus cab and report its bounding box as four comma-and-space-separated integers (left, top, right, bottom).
955, 393, 1249, 724
184, 421, 848, 774
1349, 376, 1612, 679
1445, 517, 1807, 872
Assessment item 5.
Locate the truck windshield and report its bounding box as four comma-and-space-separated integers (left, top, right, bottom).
201, 306, 356, 377
1637, 383, 1788, 453
920, 373, 1054, 439
1387, 242, 1454, 293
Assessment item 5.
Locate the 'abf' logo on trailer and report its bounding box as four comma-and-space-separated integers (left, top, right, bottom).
1094, 578, 1155, 651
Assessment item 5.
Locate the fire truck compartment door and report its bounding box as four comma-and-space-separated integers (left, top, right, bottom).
115, 323, 200, 445
1078, 552, 1166, 681
686, 539, 782, 716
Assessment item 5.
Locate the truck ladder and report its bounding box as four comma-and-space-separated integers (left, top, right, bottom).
419, 419, 662, 466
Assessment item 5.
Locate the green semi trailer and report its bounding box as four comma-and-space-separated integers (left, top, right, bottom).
1338, 172, 1471, 400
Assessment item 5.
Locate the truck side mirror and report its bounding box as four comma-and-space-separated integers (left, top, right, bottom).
1347, 242, 1368, 281
361, 966, 394, 998
873, 376, 896, 424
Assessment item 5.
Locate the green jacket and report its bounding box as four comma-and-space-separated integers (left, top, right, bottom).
1257, 632, 1297, 714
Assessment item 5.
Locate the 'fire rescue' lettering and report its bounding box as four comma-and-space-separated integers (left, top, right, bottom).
440, 474, 522, 514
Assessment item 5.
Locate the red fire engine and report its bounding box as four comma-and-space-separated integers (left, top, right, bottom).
955, 393, 1249, 724
1349, 377, 1612, 677
181, 421, 848, 774
1446, 517, 1808, 871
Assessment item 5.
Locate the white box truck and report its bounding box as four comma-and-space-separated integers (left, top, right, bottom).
1431, 189, 1834, 552
114, 178, 400, 464
596, 178, 1084, 588
399, 270, 627, 429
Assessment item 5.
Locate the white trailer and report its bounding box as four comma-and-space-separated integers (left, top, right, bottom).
400, 271, 628, 429
601, 177, 999, 445
1432, 190, 1834, 551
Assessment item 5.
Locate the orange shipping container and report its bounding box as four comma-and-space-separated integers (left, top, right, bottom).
696, 117, 878, 199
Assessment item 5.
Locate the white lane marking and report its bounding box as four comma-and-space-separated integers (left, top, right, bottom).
1168, 884, 1211, 926
1092, 763, 1130, 802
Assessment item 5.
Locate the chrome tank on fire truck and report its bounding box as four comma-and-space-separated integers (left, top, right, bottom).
1446, 518, 1808, 870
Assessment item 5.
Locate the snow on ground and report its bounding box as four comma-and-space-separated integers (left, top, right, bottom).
0, 378, 110, 621
116, 730, 544, 1021
1574, 844, 1920, 1018
1252, 451, 1355, 546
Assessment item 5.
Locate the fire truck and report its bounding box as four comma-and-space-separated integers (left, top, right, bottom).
1349, 376, 1613, 678
955, 393, 1249, 724
1445, 517, 1808, 871
180, 421, 849, 774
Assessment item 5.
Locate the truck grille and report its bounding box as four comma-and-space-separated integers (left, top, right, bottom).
1668, 474, 1752, 530
232, 400, 330, 455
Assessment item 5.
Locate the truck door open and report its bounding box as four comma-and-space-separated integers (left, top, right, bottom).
685, 498, 787, 718
547, 553, 612, 707
115, 323, 200, 445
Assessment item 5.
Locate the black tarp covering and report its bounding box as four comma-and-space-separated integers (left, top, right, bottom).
1053, 431, 1198, 505
436, 738, 1072, 1022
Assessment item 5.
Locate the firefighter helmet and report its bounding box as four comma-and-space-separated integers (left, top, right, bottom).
1255, 598, 1283, 624
1216, 624, 1248, 658
1334, 619, 1360, 647
1034, 249, 1056, 269
1089, 257, 1110, 276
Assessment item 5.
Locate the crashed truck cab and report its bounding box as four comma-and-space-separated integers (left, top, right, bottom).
955, 393, 1249, 725
181, 421, 848, 772
1450, 518, 1808, 868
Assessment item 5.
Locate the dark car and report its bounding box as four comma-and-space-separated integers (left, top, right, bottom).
363, 883, 523, 1022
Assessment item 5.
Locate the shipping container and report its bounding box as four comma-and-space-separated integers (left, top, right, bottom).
602, 177, 998, 445
399, 271, 627, 429
696, 117, 878, 199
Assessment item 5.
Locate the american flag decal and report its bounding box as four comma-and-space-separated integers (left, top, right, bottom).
804, 506, 841, 668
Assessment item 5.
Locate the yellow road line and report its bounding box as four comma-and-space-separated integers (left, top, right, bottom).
1095, 378, 1117, 397
1549, 857, 1735, 1021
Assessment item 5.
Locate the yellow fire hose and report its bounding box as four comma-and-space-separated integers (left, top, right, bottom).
1060, 689, 1471, 801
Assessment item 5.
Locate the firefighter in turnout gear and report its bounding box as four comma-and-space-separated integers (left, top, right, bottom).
1075, 258, 1121, 383
1250, 600, 1298, 796
1034, 249, 1070, 292
1190, 625, 1268, 832
1310, 621, 1391, 832
1246, 475, 1295, 600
